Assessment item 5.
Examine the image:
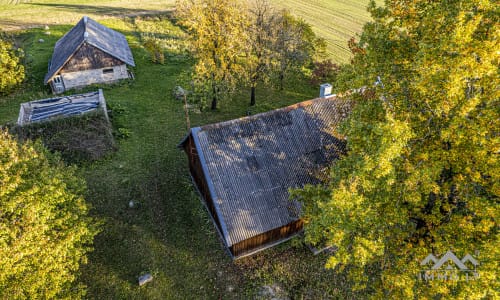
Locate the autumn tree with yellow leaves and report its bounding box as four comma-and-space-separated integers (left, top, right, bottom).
176, 0, 249, 110
293, 0, 499, 298
176, 0, 323, 109
0, 130, 99, 299
0, 37, 25, 94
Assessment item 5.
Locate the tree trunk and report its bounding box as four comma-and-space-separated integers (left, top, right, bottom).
279, 73, 284, 91
211, 82, 218, 110
250, 85, 256, 106
211, 95, 217, 110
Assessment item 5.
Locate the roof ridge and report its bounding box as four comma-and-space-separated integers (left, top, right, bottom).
200, 96, 339, 131
83, 16, 89, 39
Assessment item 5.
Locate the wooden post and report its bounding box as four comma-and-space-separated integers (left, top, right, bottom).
183, 93, 190, 130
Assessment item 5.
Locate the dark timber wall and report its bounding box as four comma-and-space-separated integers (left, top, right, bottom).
230, 219, 304, 258
182, 135, 224, 235
61, 43, 123, 73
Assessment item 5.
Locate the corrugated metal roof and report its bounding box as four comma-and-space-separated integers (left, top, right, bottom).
44, 16, 135, 84
187, 96, 353, 246
17, 90, 105, 126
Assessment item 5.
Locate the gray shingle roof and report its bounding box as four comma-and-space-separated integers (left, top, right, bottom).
44, 16, 135, 84
186, 96, 353, 247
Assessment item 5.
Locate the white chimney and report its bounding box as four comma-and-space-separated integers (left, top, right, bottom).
320, 83, 332, 98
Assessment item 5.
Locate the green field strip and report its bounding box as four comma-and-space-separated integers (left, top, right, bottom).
270, 0, 376, 63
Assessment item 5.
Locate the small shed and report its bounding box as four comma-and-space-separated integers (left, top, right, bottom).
17, 89, 108, 126
179, 96, 353, 258
44, 16, 135, 94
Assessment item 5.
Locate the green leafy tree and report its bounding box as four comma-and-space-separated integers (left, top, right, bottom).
272, 11, 324, 90
176, 0, 249, 110
0, 130, 99, 299
245, 0, 276, 106
0, 38, 25, 94
293, 0, 499, 298
310, 59, 340, 86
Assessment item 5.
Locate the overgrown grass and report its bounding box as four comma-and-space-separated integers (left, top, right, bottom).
10, 110, 115, 163
0, 12, 367, 300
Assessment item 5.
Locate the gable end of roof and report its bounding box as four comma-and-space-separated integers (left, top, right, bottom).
44, 16, 135, 84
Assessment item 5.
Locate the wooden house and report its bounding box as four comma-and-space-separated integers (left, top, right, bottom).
44, 16, 135, 94
179, 96, 353, 259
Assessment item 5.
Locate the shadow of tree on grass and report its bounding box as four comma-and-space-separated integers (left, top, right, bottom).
30, 3, 174, 17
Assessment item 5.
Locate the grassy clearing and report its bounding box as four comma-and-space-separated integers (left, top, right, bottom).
0, 2, 379, 298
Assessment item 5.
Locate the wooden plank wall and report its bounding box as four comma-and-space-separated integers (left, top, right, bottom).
230, 219, 304, 257
183, 135, 224, 234
61, 43, 122, 72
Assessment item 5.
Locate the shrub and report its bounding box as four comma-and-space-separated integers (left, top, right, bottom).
0, 38, 25, 94
0, 130, 99, 299
143, 38, 165, 64
309, 59, 340, 86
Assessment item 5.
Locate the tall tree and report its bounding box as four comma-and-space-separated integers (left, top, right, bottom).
176, 0, 249, 110
293, 0, 499, 298
0, 130, 99, 299
0, 38, 25, 94
246, 0, 275, 106
272, 11, 323, 90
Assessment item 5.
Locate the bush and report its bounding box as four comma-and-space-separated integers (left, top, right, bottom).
0, 130, 99, 299
143, 38, 165, 64
309, 59, 340, 86
0, 38, 25, 94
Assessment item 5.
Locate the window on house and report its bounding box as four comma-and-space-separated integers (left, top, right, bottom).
53, 76, 61, 83
103, 68, 114, 74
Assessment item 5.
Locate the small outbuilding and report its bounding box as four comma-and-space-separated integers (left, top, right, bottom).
179, 96, 353, 258
44, 16, 135, 94
17, 89, 108, 126
15, 89, 115, 161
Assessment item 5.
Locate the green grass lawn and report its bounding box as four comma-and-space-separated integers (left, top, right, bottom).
0, 3, 375, 299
